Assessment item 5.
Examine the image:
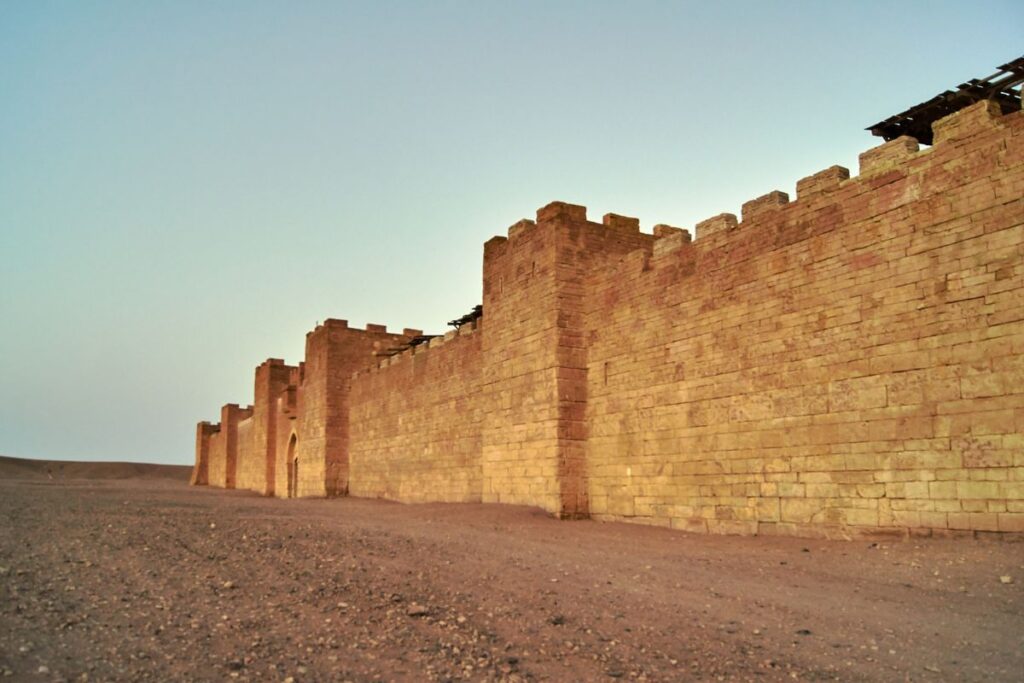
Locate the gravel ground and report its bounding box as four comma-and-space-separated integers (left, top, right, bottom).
0, 476, 1021, 682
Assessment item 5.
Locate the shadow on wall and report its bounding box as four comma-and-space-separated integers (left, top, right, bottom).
287, 434, 297, 499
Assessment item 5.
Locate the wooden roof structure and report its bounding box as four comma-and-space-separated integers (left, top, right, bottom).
375, 334, 438, 358
868, 56, 1024, 145
447, 304, 482, 330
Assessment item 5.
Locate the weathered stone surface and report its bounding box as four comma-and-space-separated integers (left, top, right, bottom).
194, 105, 1024, 538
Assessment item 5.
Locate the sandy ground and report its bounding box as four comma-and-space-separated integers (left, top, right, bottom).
0, 465, 1021, 682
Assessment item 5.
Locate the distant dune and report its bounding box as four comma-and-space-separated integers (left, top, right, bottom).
0, 455, 191, 481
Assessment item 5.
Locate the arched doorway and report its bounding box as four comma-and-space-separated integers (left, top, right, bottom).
287, 434, 298, 498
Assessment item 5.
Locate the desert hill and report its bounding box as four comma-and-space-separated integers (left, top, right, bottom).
0, 455, 190, 481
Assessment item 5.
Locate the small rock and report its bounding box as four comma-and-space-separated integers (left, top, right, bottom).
222, 581, 235, 590
407, 604, 430, 617
796, 629, 812, 636
549, 614, 566, 626
999, 575, 1013, 584
227, 660, 244, 671
37, 667, 50, 675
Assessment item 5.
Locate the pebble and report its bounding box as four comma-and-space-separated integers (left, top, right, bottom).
407, 604, 430, 617
999, 575, 1013, 584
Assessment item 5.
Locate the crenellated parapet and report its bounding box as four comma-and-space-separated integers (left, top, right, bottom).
859, 136, 918, 175
192, 97, 1024, 538
582, 100, 1024, 536
357, 319, 479, 375
581, 101, 1021, 289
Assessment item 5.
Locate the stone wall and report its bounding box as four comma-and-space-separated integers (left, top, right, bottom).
479, 207, 653, 516
234, 416, 255, 491
349, 321, 484, 502
206, 428, 225, 488
193, 101, 1024, 537
293, 321, 414, 497
583, 101, 1024, 536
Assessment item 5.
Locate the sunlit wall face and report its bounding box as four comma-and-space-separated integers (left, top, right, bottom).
1, 1, 1020, 464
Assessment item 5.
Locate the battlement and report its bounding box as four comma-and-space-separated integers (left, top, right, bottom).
537, 200, 587, 223
487, 201, 657, 258
795, 165, 850, 199
194, 96, 1024, 538
859, 136, 919, 175
603, 213, 640, 233
651, 224, 692, 258
198, 421, 220, 435
357, 318, 480, 376
306, 318, 412, 341
594, 101, 1024, 284
221, 403, 253, 419
741, 190, 790, 222
305, 318, 348, 337
694, 213, 738, 241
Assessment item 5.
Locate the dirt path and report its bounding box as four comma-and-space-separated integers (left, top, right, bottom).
0, 478, 1021, 681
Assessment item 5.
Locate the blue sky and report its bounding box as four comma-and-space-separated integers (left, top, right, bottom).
1, 1, 1021, 464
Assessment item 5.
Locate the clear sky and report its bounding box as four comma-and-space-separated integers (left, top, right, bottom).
1, 1, 1021, 465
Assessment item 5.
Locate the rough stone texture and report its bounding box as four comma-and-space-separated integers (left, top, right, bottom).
190, 422, 216, 485
193, 102, 1024, 538
695, 213, 738, 241
479, 206, 652, 517
585, 102, 1024, 537
349, 322, 484, 502
205, 404, 250, 490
